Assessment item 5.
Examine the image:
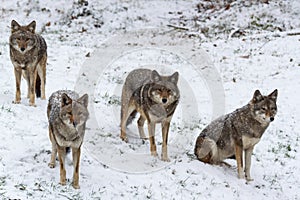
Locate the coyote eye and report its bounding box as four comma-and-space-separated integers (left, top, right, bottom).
261, 107, 266, 111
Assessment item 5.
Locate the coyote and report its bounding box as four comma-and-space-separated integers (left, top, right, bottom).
47, 90, 89, 189
194, 89, 278, 181
120, 68, 180, 161
9, 20, 47, 106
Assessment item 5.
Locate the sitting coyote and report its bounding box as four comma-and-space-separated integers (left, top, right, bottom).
195, 89, 278, 181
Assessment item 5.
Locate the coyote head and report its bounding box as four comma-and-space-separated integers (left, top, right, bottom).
149, 70, 180, 106
59, 93, 89, 130
10, 20, 36, 53
251, 89, 278, 124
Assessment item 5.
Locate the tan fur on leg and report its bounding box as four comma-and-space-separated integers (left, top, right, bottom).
235, 144, 244, 179
57, 146, 66, 185
161, 120, 170, 162
72, 147, 81, 189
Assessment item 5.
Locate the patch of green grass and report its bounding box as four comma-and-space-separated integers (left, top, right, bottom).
99, 92, 121, 106
269, 142, 295, 160
0, 176, 6, 187
15, 183, 27, 191
0, 105, 15, 114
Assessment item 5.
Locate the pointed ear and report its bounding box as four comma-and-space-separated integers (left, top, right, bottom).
61, 93, 72, 107
169, 71, 179, 84
252, 90, 264, 103
268, 89, 278, 101
151, 70, 161, 82
11, 20, 21, 33
78, 94, 89, 108
27, 21, 36, 33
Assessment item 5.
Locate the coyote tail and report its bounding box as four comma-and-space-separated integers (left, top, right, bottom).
35, 73, 41, 98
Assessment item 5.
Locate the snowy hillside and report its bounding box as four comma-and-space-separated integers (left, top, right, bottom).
0, 0, 299, 199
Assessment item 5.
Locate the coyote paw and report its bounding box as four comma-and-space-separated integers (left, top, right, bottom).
151, 151, 158, 157
12, 100, 21, 104
73, 183, 80, 189
29, 102, 36, 107
48, 162, 55, 168
219, 161, 231, 167
161, 156, 170, 162
60, 181, 66, 186
120, 135, 128, 142
238, 173, 245, 179
246, 175, 254, 182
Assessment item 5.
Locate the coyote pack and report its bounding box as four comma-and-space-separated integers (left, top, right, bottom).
47, 90, 89, 189
9, 20, 47, 106
194, 89, 278, 181
120, 69, 180, 161
7, 19, 280, 187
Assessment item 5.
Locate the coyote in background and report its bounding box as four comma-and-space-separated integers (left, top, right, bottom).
120, 68, 180, 162
47, 90, 89, 189
9, 20, 47, 106
194, 89, 278, 181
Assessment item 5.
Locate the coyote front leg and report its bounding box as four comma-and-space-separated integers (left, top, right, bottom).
72, 146, 81, 189
48, 127, 57, 168
245, 147, 254, 181
161, 119, 171, 162
13, 68, 22, 104
148, 122, 158, 157
57, 145, 66, 186
235, 144, 244, 179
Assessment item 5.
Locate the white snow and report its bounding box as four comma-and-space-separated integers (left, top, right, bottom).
0, 0, 299, 199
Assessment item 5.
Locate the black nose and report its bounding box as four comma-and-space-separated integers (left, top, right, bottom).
21, 47, 25, 51
270, 117, 274, 121
162, 98, 167, 104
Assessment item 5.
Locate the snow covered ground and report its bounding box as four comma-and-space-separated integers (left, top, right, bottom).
0, 0, 299, 199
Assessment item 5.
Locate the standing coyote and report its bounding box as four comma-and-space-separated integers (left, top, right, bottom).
194, 89, 278, 181
47, 90, 89, 189
9, 20, 47, 106
120, 68, 180, 161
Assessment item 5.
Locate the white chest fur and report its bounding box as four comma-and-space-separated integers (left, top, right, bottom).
242, 135, 261, 149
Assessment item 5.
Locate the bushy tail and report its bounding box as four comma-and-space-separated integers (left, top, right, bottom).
126, 110, 137, 126
66, 147, 71, 154
35, 74, 41, 98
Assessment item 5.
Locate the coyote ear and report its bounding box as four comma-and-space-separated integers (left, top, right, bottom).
151, 70, 161, 82
169, 71, 179, 84
252, 90, 263, 103
78, 94, 89, 108
11, 20, 21, 33
27, 21, 36, 33
61, 93, 72, 107
268, 89, 278, 101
